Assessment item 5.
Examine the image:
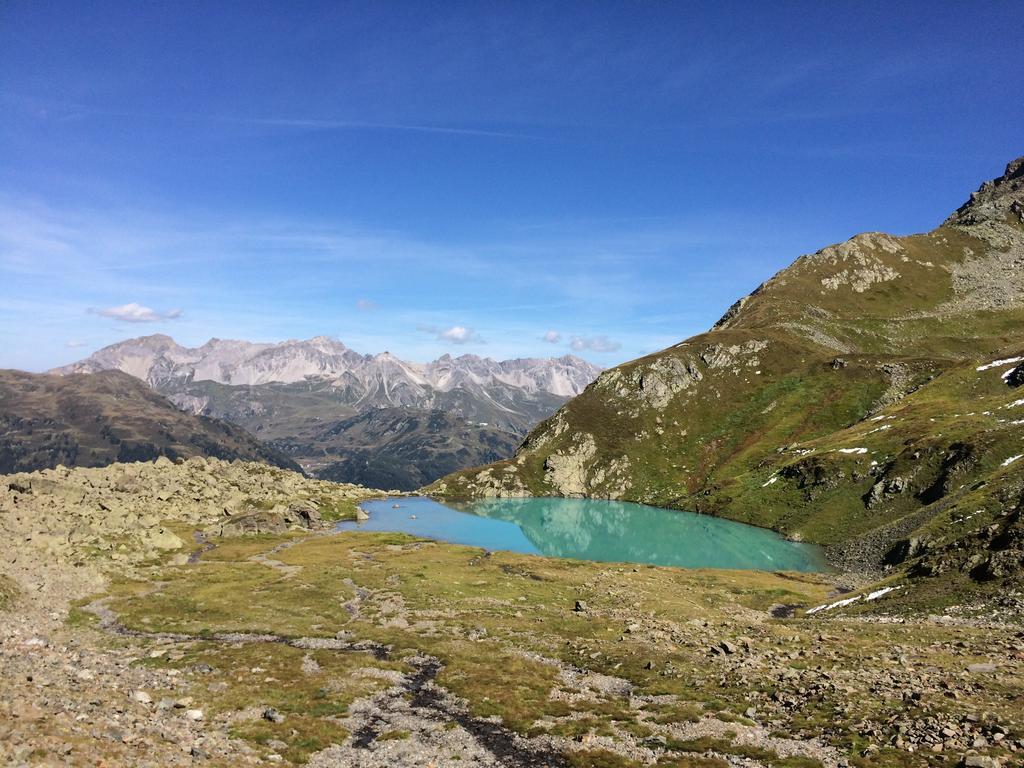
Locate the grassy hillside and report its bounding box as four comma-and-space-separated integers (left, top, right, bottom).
430, 156, 1024, 590
0, 369, 302, 473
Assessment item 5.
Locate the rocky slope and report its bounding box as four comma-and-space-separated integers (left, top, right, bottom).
431, 156, 1024, 591
0, 456, 377, 571
276, 407, 521, 491
0, 369, 301, 474
0, 458, 384, 766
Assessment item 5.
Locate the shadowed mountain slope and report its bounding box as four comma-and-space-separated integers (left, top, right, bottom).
289, 407, 521, 491
0, 369, 301, 474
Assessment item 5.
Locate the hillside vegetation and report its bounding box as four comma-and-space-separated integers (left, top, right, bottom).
430, 157, 1024, 594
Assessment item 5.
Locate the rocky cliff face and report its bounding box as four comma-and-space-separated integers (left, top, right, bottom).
430, 156, 1024, 587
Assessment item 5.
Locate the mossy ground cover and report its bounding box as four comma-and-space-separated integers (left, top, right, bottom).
91, 529, 1022, 766
0, 573, 17, 610
141, 641, 403, 764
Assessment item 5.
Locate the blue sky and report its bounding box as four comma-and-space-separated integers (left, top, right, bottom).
1, 1, 1020, 371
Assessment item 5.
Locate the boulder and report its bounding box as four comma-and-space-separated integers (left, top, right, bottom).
1006, 363, 1024, 388
218, 511, 288, 537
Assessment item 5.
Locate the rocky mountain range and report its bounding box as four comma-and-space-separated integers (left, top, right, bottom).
432, 155, 1024, 601
0, 369, 300, 474
54, 337, 601, 487
56, 335, 598, 402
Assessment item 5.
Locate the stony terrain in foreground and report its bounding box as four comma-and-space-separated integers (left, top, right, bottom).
1, 460, 1021, 767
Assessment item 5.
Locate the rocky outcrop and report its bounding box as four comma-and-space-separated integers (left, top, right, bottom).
1005, 363, 1024, 388
945, 156, 1024, 229
542, 433, 598, 496
0, 456, 377, 570
812, 233, 904, 293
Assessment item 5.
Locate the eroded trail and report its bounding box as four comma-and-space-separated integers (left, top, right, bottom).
84, 596, 572, 768
85, 595, 392, 658
312, 656, 571, 768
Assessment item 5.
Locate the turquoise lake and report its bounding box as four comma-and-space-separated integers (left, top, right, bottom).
337, 496, 827, 572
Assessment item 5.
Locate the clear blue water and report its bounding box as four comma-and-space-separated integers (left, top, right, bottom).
337, 496, 827, 572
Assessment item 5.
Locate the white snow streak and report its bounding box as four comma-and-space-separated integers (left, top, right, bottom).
806, 595, 862, 615
866, 586, 903, 601
977, 356, 1024, 372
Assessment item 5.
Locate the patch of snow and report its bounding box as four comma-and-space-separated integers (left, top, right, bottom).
762, 475, 778, 487
976, 356, 1024, 372
953, 510, 983, 524
868, 424, 892, 434
865, 585, 903, 601
806, 595, 862, 615
1005, 398, 1024, 409
1001, 454, 1023, 468
837, 447, 868, 455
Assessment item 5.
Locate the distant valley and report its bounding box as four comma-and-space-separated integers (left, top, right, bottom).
53, 336, 601, 488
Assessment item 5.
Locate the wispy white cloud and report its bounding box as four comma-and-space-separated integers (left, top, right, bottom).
439, 325, 478, 344
418, 323, 484, 345
0, 195, 817, 370
232, 116, 543, 141
65, 339, 88, 348
570, 335, 621, 353
90, 303, 181, 323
